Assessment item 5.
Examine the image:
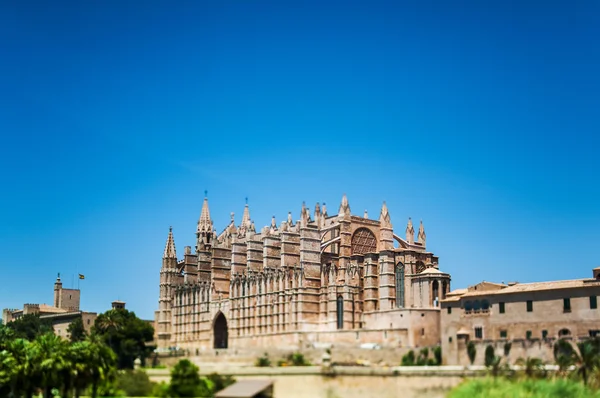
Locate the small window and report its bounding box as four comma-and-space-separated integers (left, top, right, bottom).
526, 300, 533, 312
474, 327, 483, 339
421, 328, 425, 336
447, 307, 452, 314
559, 328, 571, 337
564, 298, 571, 312
526, 330, 532, 340
87, 319, 90, 325
542, 330, 548, 339
589, 330, 600, 337
590, 296, 597, 309
449, 337, 453, 343
500, 330, 507, 338
499, 302, 505, 314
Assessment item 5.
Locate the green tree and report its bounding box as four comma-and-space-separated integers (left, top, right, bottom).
31, 333, 69, 398
92, 308, 154, 369
87, 335, 118, 398
6, 313, 54, 340
433, 346, 442, 365
467, 341, 477, 365
484, 345, 495, 367
401, 350, 415, 366
573, 340, 600, 385
554, 338, 576, 375
115, 369, 155, 397
206, 372, 236, 395
68, 317, 87, 342
0, 349, 16, 396
169, 359, 210, 397
516, 357, 544, 379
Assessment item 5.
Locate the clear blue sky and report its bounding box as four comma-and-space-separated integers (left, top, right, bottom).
1, 1, 598, 320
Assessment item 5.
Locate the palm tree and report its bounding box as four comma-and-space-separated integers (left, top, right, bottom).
0, 349, 16, 393
31, 333, 69, 398
573, 340, 600, 385
87, 335, 117, 398
516, 357, 544, 379
554, 338, 576, 376
7, 338, 37, 397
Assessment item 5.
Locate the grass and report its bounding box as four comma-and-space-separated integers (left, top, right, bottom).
448, 378, 600, 398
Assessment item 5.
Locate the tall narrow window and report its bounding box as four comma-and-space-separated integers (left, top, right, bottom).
499, 302, 505, 314
564, 298, 571, 312
395, 263, 405, 308
590, 296, 597, 309
526, 300, 533, 312
336, 295, 344, 329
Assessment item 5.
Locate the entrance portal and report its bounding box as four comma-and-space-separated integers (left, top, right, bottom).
213, 312, 228, 349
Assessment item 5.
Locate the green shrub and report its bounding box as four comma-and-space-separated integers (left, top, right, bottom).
485, 345, 496, 367
115, 369, 155, 397
288, 352, 311, 366
467, 341, 477, 365
151, 381, 171, 398
448, 378, 600, 398
255, 353, 271, 367
433, 346, 442, 365
401, 350, 415, 366
169, 359, 210, 397
205, 372, 236, 394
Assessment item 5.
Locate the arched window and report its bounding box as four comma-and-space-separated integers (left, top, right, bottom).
442, 281, 448, 299
396, 263, 405, 308
416, 261, 426, 274
351, 228, 377, 254
473, 300, 482, 311
432, 280, 439, 307
464, 301, 473, 311
482, 300, 490, 311
336, 295, 344, 329
559, 328, 571, 337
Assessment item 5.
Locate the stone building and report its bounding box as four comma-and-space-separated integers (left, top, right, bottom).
154, 195, 450, 352
440, 267, 600, 365
2, 275, 97, 338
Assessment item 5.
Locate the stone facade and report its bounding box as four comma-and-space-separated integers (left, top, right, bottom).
2, 275, 97, 339
155, 195, 450, 352
440, 267, 600, 365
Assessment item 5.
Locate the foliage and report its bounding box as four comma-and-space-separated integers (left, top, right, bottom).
151, 381, 171, 397
67, 317, 87, 342
0, 331, 116, 398
448, 378, 600, 398
485, 345, 496, 368
401, 350, 415, 366
256, 352, 272, 367
416, 348, 429, 366
169, 359, 211, 397
516, 357, 545, 379
115, 369, 155, 397
5, 313, 54, 341
92, 308, 154, 369
288, 352, 311, 366
433, 346, 442, 365
504, 342, 512, 357
206, 372, 236, 394
467, 341, 477, 365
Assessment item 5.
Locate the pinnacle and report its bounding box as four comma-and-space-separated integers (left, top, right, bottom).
163, 227, 177, 259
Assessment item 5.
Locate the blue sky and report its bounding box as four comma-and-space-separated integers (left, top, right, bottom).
0, 1, 598, 320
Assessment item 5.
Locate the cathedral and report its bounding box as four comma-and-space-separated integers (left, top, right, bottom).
154, 195, 450, 352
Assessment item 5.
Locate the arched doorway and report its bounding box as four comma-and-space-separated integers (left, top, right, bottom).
213, 312, 228, 349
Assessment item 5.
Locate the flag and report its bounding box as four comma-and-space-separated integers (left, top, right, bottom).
79, 274, 85, 280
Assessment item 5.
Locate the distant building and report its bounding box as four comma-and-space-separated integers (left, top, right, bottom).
2, 275, 97, 339
440, 267, 600, 365
155, 195, 450, 351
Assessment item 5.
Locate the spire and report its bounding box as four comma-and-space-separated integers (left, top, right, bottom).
270, 215, 277, 233
364, 209, 368, 219
240, 202, 251, 229
338, 194, 351, 217
322, 203, 328, 218
418, 220, 426, 246
197, 196, 213, 233
287, 211, 293, 225
379, 201, 391, 227
300, 201, 309, 226
406, 218, 415, 244
163, 226, 177, 259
